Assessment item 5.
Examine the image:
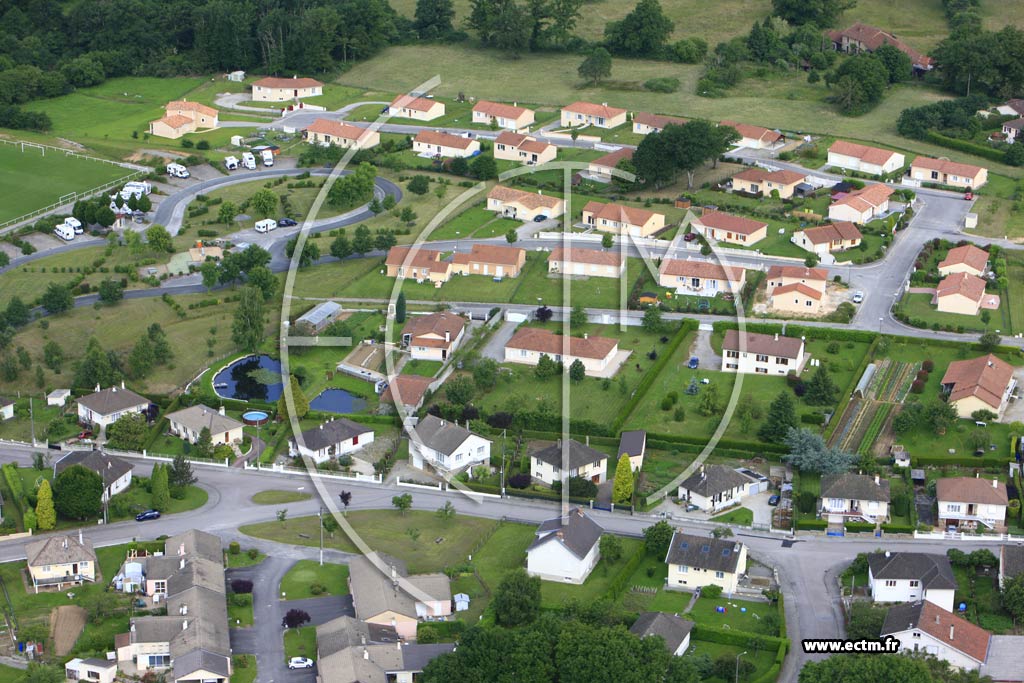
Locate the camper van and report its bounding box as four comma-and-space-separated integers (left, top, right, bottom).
241, 152, 257, 170
261, 149, 275, 167
254, 219, 277, 233
166, 163, 190, 178
64, 217, 83, 234
224, 156, 240, 171
54, 223, 75, 241
121, 181, 151, 198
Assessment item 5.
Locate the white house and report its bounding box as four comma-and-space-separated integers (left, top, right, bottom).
504, 327, 621, 377
54, 450, 134, 502
677, 464, 758, 512
291, 418, 374, 464
867, 551, 957, 612
526, 508, 603, 584
530, 439, 608, 487
402, 312, 466, 362
166, 405, 244, 446
77, 385, 148, 429
665, 531, 747, 594
65, 659, 116, 683
630, 613, 694, 656
408, 415, 491, 476
881, 601, 991, 672
819, 472, 891, 524
936, 477, 1009, 532
827, 140, 905, 176
720, 330, 805, 375
46, 389, 71, 407
0, 398, 12, 421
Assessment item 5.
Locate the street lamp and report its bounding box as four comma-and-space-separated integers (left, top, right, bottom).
735, 651, 747, 683
318, 506, 324, 566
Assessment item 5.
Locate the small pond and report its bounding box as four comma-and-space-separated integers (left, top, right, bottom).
310, 388, 367, 414
213, 355, 283, 402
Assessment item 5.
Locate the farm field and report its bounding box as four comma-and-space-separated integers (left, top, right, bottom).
0, 144, 136, 222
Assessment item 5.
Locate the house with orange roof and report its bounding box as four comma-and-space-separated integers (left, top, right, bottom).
827, 140, 905, 176
381, 375, 434, 411
251, 76, 323, 101
402, 312, 466, 361
828, 183, 894, 224
582, 201, 665, 238
472, 101, 534, 130
880, 601, 990, 672
504, 327, 622, 376
486, 185, 564, 220
412, 130, 480, 158
388, 95, 445, 121
587, 147, 634, 183
548, 247, 625, 278
632, 112, 688, 135
560, 101, 627, 129
452, 244, 526, 279
827, 23, 933, 70
766, 266, 827, 314
938, 244, 989, 277
384, 246, 452, 284
148, 100, 219, 140
765, 266, 827, 294
941, 354, 1016, 419
792, 222, 863, 257
691, 210, 768, 245
657, 259, 746, 296
493, 131, 557, 165
719, 120, 784, 149
302, 119, 379, 150
910, 156, 988, 189
731, 168, 806, 199
935, 272, 990, 315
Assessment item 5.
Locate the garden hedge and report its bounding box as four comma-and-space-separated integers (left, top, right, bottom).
923, 131, 1009, 164
605, 545, 647, 600
691, 623, 788, 649
844, 521, 876, 533
795, 518, 828, 530
881, 523, 915, 534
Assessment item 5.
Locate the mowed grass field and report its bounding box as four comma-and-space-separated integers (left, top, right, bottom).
0, 144, 135, 221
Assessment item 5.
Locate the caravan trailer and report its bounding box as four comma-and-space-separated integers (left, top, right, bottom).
54, 223, 75, 241
261, 149, 274, 167
166, 163, 190, 178
254, 219, 277, 233
64, 217, 83, 234
241, 152, 257, 170
224, 156, 240, 170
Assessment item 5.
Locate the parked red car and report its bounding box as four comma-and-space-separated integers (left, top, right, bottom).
77, 430, 93, 440
964, 191, 974, 200
683, 232, 698, 242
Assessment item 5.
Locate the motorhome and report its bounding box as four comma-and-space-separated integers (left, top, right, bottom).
121, 181, 151, 198
261, 149, 274, 167
64, 217, 83, 234
54, 223, 75, 241
254, 219, 277, 233
225, 156, 240, 170
166, 163, 190, 178
241, 152, 257, 170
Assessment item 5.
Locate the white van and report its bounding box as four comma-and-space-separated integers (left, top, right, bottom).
167, 163, 190, 178
254, 219, 277, 233
121, 181, 152, 198
261, 149, 275, 167
224, 156, 240, 170
54, 223, 75, 241
241, 152, 257, 170
64, 217, 83, 234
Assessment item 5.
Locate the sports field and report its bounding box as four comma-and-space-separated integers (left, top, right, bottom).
0, 143, 133, 222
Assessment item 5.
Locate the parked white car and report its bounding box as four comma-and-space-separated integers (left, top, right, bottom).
287, 658, 314, 670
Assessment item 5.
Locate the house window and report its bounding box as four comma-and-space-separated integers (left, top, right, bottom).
455, 454, 462, 462
885, 580, 896, 587
948, 504, 961, 513
805, 300, 812, 307
756, 354, 768, 362
755, 368, 768, 374
727, 363, 739, 369
909, 580, 919, 587
777, 358, 789, 366
87, 672, 99, 681
726, 350, 739, 358
678, 565, 688, 573
715, 571, 724, 579
477, 446, 485, 454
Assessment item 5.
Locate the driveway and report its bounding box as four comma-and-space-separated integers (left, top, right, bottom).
688, 329, 722, 370
480, 319, 519, 362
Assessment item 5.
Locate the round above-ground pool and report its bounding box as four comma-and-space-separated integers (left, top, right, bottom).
242, 410, 270, 426
213, 355, 283, 401
309, 388, 367, 414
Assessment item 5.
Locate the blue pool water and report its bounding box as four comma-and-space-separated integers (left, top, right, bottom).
309, 388, 367, 414
213, 355, 283, 402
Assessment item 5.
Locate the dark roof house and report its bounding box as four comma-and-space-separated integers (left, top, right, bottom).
411, 415, 476, 456
867, 552, 957, 590
665, 531, 745, 574
678, 464, 755, 499
820, 472, 891, 502
528, 508, 603, 560
630, 612, 695, 654
54, 450, 134, 491
297, 418, 372, 452
531, 439, 608, 471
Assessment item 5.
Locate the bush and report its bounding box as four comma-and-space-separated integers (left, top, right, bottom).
916, 370, 929, 381
644, 77, 680, 93
660, 396, 674, 410
922, 359, 934, 372
702, 584, 723, 598
507, 473, 531, 489
231, 579, 254, 594
309, 582, 327, 596
229, 541, 240, 555
247, 548, 259, 559
795, 518, 827, 530
826, 341, 840, 354
910, 380, 925, 394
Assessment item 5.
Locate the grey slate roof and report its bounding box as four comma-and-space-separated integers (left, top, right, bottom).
664, 531, 744, 574
678, 465, 754, 498
299, 418, 373, 452
76, 386, 148, 415
54, 450, 134, 490
167, 529, 223, 564
411, 415, 477, 456
25, 535, 97, 568
166, 404, 243, 436
317, 616, 398, 659
528, 508, 603, 559
617, 430, 647, 458
348, 555, 450, 622
820, 472, 891, 502
1001, 545, 1024, 581
531, 439, 607, 470
630, 612, 694, 653
867, 552, 957, 590
173, 649, 231, 678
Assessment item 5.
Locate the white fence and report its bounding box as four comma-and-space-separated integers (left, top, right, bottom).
396, 477, 443, 491
102, 447, 232, 468
913, 530, 1024, 542
243, 461, 382, 483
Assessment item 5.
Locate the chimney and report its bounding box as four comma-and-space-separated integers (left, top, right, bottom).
445, 330, 451, 343
874, 474, 879, 485
78, 529, 83, 544
993, 478, 998, 488
95, 384, 101, 393
363, 649, 369, 660
130, 623, 136, 633
182, 620, 188, 631
949, 625, 955, 640
218, 406, 225, 416
179, 557, 186, 570
180, 604, 188, 616
63, 538, 68, 549
774, 333, 779, 341
585, 435, 590, 446
121, 380, 125, 389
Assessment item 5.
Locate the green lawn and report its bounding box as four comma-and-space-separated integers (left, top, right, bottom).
251, 490, 313, 505
709, 507, 753, 525
241, 510, 499, 574
227, 593, 254, 627
0, 665, 24, 683
230, 655, 257, 683
897, 292, 998, 334
280, 560, 350, 600
226, 549, 267, 568
108, 482, 208, 522
684, 639, 778, 683
401, 359, 443, 377
539, 537, 644, 609
684, 595, 775, 631
283, 625, 317, 661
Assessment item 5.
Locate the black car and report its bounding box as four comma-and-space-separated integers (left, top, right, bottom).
768, 495, 780, 506
532, 215, 547, 222
136, 509, 161, 522
278, 218, 298, 227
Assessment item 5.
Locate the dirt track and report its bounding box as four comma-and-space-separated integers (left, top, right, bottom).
50, 605, 86, 656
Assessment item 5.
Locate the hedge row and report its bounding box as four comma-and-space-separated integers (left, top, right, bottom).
691, 623, 788, 650
711, 320, 879, 344
795, 518, 828, 530
923, 131, 1009, 165
844, 521, 876, 533
881, 523, 915, 534
1015, 468, 1024, 524
751, 641, 788, 683
605, 545, 647, 600
910, 454, 1007, 467
464, 480, 593, 506
646, 431, 789, 455
824, 336, 880, 442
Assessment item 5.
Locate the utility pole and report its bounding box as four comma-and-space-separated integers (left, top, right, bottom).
735, 651, 747, 683
500, 429, 506, 497
318, 506, 324, 566
29, 397, 35, 446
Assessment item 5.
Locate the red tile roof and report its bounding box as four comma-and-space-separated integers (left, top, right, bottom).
390, 95, 439, 112
304, 118, 369, 141
155, 114, 194, 129
936, 272, 986, 302
414, 130, 475, 150
166, 100, 219, 118
453, 243, 524, 267
659, 258, 746, 283
939, 245, 989, 273
941, 353, 1015, 410
506, 327, 618, 360
402, 312, 465, 348
548, 247, 623, 268
385, 246, 442, 270
720, 120, 783, 145
494, 131, 552, 155
582, 201, 659, 227
912, 156, 986, 180
381, 375, 433, 408
831, 183, 893, 213
563, 101, 627, 118
722, 330, 804, 359
253, 76, 323, 89
800, 222, 863, 245
733, 168, 806, 185
765, 265, 828, 282
936, 476, 1008, 506
473, 100, 530, 119
487, 185, 562, 210
882, 601, 989, 664
694, 210, 767, 235
827, 23, 932, 68
771, 282, 822, 300
590, 147, 634, 170
633, 112, 688, 130
828, 140, 901, 166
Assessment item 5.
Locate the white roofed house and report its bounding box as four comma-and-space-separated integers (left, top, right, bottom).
677, 464, 758, 512
408, 414, 491, 476
291, 418, 374, 464
54, 449, 134, 502
818, 472, 890, 525
530, 439, 608, 487
665, 531, 747, 593
77, 384, 149, 429
65, 659, 116, 683
720, 330, 805, 375
526, 508, 603, 584
0, 398, 12, 421
867, 551, 957, 612
936, 477, 1008, 533
166, 405, 243, 446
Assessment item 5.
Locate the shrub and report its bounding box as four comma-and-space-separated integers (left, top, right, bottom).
661, 396, 674, 411
309, 582, 327, 596
702, 584, 723, 598
826, 342, 840, 354
644, 77, 680, 93
507, 473, 531, 489
247, 548, 259, 560
910, 379, 925, 394
231, 579, 254, 594
916, 370, 929, 381
229, 541, 240, 555
922, 359, 934, 372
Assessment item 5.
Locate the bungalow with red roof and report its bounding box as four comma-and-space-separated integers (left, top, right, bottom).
938, 244, 989, 277
472, 100, 534, 130
941, 354, 1017, 419
827, 23, 933, 70
691, 210, 768, 245
504, 327, 622, 376
548, 247, 625, 278
731, 168, 806, 199
560, 101, 627, 129
657, 259, 746, 296
582, 201, 665, 238
880, 602, 990, 672
910, 156, 988, 189
827, 140, 905, 176
251, 76, 324, 101
402, 312, 466, 361
632, 112, 688, 135
486, 185, 564, 220
766, 265, 827, 314
303, 119, 379, 150
935, 272, 990, 315
148, 100, 219, 140
384, 246, 452, 284
452, 244, 526, 279
381, 375, 434, 412
493, 131, 557, 166
828, 183, 893, 224
388, 95, 445, 121
720, 120, 783, 149
587, 147, 634, 183
792, 222, 863, 257
413, 130, 480, 158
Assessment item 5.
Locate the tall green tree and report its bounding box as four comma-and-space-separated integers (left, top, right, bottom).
804, 365, 838, 405
73, 338, 118, 389
53, 465, 103, 520
771, 0, 855, 27
578, 47, 612, 84
170, 450, 198, 491
231, 286, 265, 353
758, 391, 798, 442
127, 335, 155, 379
246, 265, 278, 301
414, 0, 455, 38
40, 282, 73, 314
107, 412, 148, 450
603, 0, 674, 57
612, 454, 634, 504
151, 463, 170, 511
642, 520, 673, 557
194, 427, 214, 459
43, 340, 63, 373
783, 427, 853, 474
145, 224, 173, 252
395, 291, 407, 323
278, 375, 310, 420
35, 479, 56, 530
493, 568, 541, 626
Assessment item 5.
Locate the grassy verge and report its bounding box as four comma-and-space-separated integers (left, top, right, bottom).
280, 560, 350, 600
283, 625, 317, 661
230, 655, 257, 683
226, 549, 267, 568
227, 593, 254, 627
251, 490, 313, 505
709, 507, 753, 525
